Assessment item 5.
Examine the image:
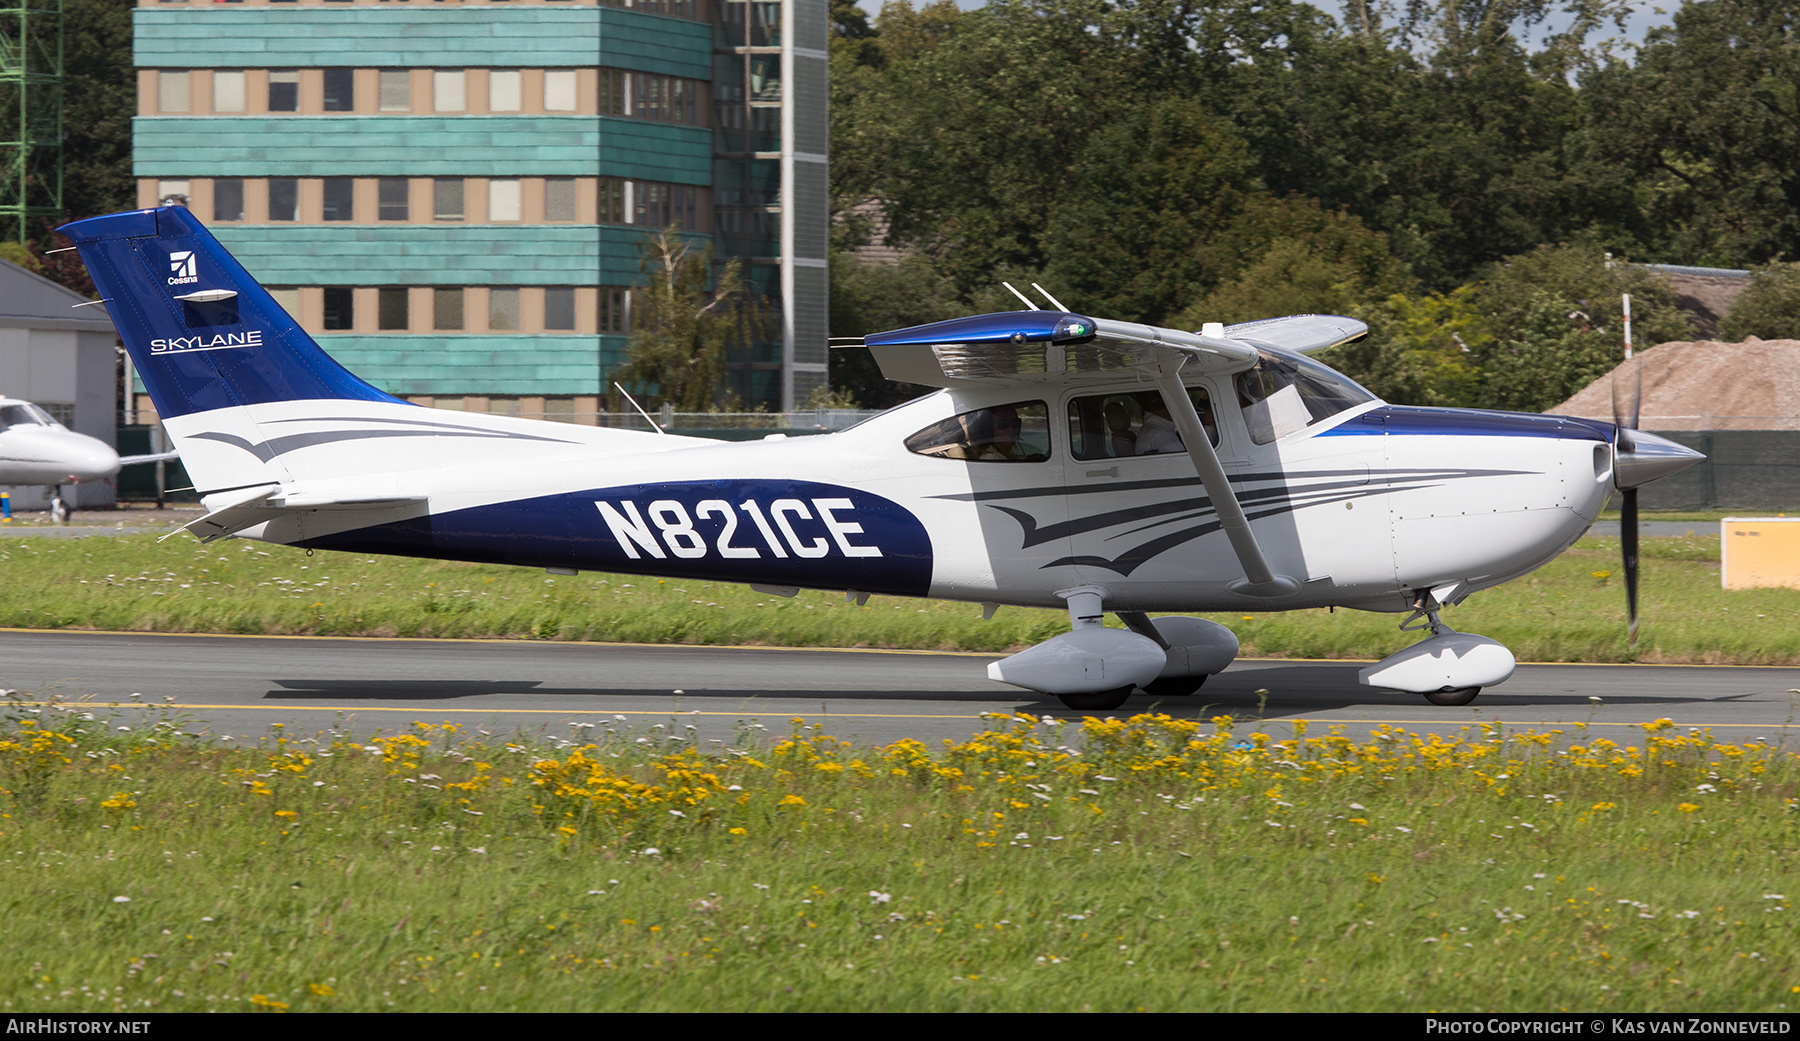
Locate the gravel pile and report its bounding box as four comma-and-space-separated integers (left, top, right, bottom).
1548, 338, 1800, 430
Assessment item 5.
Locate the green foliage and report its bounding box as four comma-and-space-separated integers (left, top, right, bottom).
616, 229, 752, 411
828, 252, 964, 408
3, 708, 1798, 1011
1042, 98, 1260, 324
1171, 195, 1414, 329
1464, 243, 1693, 411
1719, 262, 1800, 341
1580, 0, 1800, 267
60, 0, 138, 221
0, 529, 1796, 665
1319, 286, 1487, 406
0, 241, 43, 274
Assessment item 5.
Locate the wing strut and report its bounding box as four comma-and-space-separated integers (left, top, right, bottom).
1153, 368, 1299, 598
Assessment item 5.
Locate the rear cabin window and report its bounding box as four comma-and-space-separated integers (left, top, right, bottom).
905, 401, 1051, 462
1067, 387, 1217, 461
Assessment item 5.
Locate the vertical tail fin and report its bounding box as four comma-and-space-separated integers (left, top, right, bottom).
58, 206, 403, 420
57, 206, 409, 491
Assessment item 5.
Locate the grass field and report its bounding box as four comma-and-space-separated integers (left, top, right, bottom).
0, 530, 1795, 664
2, 700, 1795, 1012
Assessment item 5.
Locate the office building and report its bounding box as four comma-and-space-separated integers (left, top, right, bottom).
132, 0, 828, 416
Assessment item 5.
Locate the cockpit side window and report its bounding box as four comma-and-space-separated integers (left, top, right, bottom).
1066, 387, 1218, 461
1235, 350, 1376, 444
905, 401, 1051, 462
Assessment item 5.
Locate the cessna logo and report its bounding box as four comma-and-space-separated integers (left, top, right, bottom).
150, 330, 263, 355
597, 497, 882, 561
168, 251, 198, 286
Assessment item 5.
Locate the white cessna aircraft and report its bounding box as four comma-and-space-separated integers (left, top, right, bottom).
0, 396, 167, 524
58, 206, 1702, 710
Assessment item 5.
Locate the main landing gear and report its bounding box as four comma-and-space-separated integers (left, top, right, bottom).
986, 587, 1237, 712
1357, 593, 1515, 706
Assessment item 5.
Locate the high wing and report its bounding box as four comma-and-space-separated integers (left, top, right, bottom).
856, 309, 1368, 599
857, 311, 1366, 389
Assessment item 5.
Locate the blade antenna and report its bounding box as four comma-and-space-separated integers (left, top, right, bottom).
1000, 282, 1040, 310
613, 381, 667, 436
1030, 282, 1071, 312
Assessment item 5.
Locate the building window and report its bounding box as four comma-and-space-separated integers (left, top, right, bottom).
269, 71, 299, 112
213, 70, 246, 113
379, 70, 410, 112
322, 179, 354, 222
378, 288, 409, 330
433, 70, 466, 113
488, 179, 521, 222
157, 180, 190, 207
379, 178, 409, 221
545, 288, 575, 331
599, 69, 625, 116
598, 178, 624, 224
323, 69, 355, 112
544, 69, 577, 112
213, 179, 244, 222
157, 71, 189, 113
544, 178, 576, 222
434, 289, 464, 331
489, 70, 521, 112
600, 287, 628, 333
268, 287, 300, 316
629, 72, 700, 124
323, 287, 354, 331
434, 179, 464, 222
489, 288, 519, 331
269, 178, 299, 221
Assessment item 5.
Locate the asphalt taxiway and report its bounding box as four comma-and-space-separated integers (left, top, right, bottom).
4, 629, 1796, 747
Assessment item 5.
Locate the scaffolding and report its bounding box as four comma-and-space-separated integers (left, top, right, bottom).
0, 0, 60, 244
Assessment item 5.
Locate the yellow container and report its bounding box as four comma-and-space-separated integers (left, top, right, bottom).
1721, 517, 1800, 589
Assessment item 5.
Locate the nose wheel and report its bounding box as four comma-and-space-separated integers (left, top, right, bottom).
1423, 686, 1480, 706
1055, 685, 1135, 711
49, 489, 69, 526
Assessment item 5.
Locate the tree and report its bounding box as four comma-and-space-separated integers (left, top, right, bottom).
616, 230, 752, 412
1720, 262, 1800, 341
1579, 0, 1800, 267
1464, 243, 1692, 411
1169, 194, 1414, 328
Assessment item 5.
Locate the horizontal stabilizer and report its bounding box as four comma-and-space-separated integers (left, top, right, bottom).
173, 484, 428, 543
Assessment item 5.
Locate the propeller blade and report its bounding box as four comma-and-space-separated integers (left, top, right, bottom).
1613, 353, 1643, 648
1612, 354, 1643, 439
1622, 486, 1639, 650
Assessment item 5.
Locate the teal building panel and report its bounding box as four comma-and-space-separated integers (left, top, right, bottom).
134, 8, 711, 79
318, 334, 630, 396
134, 117, 711, 183
209, 225, 708, 286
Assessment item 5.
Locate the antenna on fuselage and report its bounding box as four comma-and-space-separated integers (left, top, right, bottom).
613, 381, 667, 436
1030, 283, 1071, 312
1000, 282, 1040, 310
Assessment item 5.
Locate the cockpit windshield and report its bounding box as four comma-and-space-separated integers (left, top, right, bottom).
1235, 350, 1376, 444
0, 403, 56, 432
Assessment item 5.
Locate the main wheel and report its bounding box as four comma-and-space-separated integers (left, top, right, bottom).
1056, 685, 1135, 711
1142, 675, 1207, 697
1423, 687, 1480, 707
